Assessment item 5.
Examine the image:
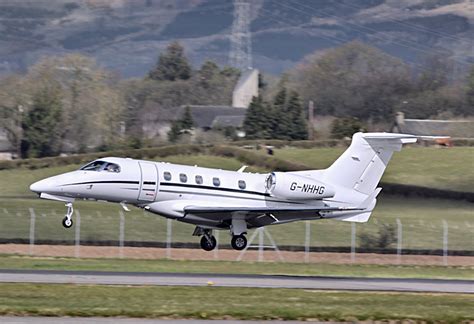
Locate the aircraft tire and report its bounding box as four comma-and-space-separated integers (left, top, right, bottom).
231, 235, 247, 250
200, 235, 217, 251
62, 217, 73, 228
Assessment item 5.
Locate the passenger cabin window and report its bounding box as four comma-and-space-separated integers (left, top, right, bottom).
80, 161, 120, 173
163, 172, 172, 181
238, 180, 246, 190
213, 177, 220, 187
195, 175, 203, 184
180, 173, 188, 183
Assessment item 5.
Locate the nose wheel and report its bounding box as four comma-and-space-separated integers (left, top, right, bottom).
62, 203, 74, 229
200, 235, 217, 251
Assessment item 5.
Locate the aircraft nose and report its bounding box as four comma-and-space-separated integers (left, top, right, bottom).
30, 179, 51, 193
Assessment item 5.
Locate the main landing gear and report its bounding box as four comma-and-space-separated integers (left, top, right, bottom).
62, 202, 74, 228
231, 234, 247, 250
230, 218, 247, 250
195, 218, 249, 252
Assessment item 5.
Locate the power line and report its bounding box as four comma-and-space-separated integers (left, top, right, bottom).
335, 1, 472, 44
274, 0, 471, 67
255, 5, 449, 74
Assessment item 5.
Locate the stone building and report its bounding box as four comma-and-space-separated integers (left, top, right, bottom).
232, 69, 259, 108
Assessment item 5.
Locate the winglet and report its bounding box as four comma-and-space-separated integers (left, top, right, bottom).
358, 187, 382, 210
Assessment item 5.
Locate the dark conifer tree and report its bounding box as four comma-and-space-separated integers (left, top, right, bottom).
287, 91, 308, 140
149, 41, 192, 81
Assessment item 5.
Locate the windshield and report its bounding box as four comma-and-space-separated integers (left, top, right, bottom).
80, 161, 120, 173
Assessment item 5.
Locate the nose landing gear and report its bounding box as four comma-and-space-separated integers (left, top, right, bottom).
194, 227, 217, 251
62, 202, 74, 228
200, 235, 217, 251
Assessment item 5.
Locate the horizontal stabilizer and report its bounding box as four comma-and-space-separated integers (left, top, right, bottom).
358, 188, 382, 210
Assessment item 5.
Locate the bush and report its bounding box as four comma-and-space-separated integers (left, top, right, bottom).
330, 117, 365, 139
358, 224, 397, 249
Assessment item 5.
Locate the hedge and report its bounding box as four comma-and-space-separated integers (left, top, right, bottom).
0, 145, 206, 170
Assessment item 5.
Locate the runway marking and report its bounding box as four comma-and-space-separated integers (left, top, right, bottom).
0, 270, 472, 294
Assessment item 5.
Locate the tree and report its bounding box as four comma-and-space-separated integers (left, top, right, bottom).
22, 86, 63, 157
290, 41, 412, 121
180, 106, 194, 130
287, 91, 308, 140
167, 120, 182, 143
167, 106, 195, 142
148, 41, 192, 81
198, 61, 220, 88
0, 74, 30, 157
243, 96, 271, 139
330, 117, 364, 139
25, 54, 125, 152
417, 53, 453, 91
271, 87, 291, 140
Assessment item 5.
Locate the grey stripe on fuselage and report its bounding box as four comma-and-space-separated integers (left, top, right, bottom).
159, 183, 305, 205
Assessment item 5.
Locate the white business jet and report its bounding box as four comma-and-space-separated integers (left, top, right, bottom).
30, 132, 431, 251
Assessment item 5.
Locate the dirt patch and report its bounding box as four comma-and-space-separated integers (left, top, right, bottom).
1, 244, 473, 266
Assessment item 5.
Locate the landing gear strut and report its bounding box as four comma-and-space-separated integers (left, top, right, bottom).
62, 202, 74, 228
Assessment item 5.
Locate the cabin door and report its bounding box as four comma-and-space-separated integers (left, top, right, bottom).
138, 162, 158, 201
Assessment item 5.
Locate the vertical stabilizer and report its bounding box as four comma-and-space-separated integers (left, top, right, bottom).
323, 133, 417, 195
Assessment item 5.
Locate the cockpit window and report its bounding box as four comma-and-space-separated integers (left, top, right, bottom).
81, 161, 106, 171
80, 161, 120, 173
104, 163, 120, 173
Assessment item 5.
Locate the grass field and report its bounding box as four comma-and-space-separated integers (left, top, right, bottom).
0, 283, 471, 322
1, 255, 472, 279
1, 147, 473, 199
1, 149, 472, 251
274, 146, 474, 192
1, 196, 472, 251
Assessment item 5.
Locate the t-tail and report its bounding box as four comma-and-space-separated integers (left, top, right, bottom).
320, 132, 446, 223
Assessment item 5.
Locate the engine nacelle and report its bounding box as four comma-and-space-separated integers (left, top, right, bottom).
265, 172, 335, 200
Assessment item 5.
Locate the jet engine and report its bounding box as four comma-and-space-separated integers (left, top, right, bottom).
265, 172, 335, 200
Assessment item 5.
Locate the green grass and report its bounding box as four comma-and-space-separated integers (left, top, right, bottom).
0, 149, 472, 251
1, 196, 472, 251
274, 146, 474, 192
0, 283, 471, 322
1, 255, 472, 279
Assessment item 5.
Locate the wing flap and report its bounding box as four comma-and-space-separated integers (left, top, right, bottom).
184, 205, 363, 215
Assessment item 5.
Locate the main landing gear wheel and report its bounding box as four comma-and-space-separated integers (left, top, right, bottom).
231, 234, 247, 250
62, 216, 73, 228
200, 235, 217, 251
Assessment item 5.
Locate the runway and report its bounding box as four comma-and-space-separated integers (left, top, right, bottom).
0, 269, 472, 293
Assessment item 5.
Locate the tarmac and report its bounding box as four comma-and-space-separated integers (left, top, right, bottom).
0, 269, 472, 293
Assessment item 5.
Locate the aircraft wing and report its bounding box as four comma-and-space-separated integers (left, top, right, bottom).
183, 189, 380, 225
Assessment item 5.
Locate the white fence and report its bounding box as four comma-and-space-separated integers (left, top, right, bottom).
6, 206, 470, 265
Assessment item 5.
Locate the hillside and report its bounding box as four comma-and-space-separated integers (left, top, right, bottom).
0, 0, 472, 77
